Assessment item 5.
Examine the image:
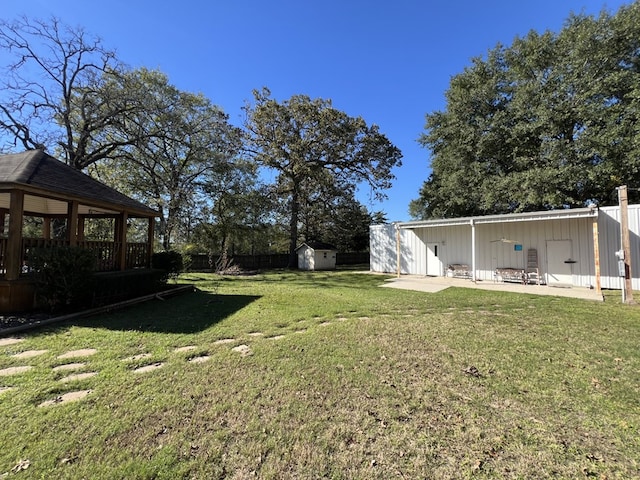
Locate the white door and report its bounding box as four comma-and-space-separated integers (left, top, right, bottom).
546, 240, 573, 286
426, 243, 442, 276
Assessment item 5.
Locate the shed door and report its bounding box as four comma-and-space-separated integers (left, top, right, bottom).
546, 240, 573, 286
426, 243, 442, 276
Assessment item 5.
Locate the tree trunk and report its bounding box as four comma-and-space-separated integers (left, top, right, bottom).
288, 186, 299, 268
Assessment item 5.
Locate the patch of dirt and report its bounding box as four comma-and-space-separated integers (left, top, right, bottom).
174, 346, 197, 353
122, 353, 152, 362
59, 372, 98, 383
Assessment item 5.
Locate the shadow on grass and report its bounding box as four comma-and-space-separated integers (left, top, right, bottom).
38, 289, 261, 335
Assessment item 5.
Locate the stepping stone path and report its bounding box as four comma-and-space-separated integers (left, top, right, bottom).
0, 312, 363, 406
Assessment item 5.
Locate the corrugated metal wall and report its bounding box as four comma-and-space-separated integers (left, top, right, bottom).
371, 206, 640, 290
597, 205, 640, 290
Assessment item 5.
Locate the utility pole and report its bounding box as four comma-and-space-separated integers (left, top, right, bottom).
618, 185, 635, 304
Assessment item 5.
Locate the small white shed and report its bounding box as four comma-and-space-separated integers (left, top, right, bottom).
296, 241, 337, 271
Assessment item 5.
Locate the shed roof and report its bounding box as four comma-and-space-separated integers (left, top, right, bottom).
0, 150, 157, 217
296, 241, 337, 251
395, 206, 598, 229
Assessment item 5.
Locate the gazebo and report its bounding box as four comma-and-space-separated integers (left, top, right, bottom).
0, 150, 159, 312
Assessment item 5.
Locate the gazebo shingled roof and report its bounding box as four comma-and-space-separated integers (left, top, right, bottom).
0, 150, 158, 217
0, 150, 158, 313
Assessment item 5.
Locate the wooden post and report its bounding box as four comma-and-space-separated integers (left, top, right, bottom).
618, 186, 635, 304
6, 190, 24, 280
67, 200, 79, 246
117, 212, 128, 270
77, 216, 85, 242
147, 217, 155, 268
592, 216, 601, 295
43, 217, 51, 239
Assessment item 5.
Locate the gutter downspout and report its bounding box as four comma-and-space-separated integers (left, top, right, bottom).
471, 219, 477, 282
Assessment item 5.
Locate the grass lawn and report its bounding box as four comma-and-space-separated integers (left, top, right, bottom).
0, 270, 639, 479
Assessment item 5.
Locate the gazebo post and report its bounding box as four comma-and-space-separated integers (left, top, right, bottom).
147, 216, 155, 268
43, 217, 51, 239
116, 212, 128, 270
67, 200, 79, 246
6, 190, 25, 281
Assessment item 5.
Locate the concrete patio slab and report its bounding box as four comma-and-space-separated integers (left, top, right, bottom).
380, 275, 604, 301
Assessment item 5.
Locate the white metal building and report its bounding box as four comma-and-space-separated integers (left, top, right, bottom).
370, 205, 640, 291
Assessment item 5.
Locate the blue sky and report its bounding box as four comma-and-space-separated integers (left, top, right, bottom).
2, 0, 632, 221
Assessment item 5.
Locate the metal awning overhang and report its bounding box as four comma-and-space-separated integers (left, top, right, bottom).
397, 206, 598, 229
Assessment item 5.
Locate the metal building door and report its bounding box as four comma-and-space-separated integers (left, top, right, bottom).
546, 240, 573, 286
426, 243, 442, 276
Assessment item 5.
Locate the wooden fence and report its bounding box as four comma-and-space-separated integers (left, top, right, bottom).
188, 252, 370, 271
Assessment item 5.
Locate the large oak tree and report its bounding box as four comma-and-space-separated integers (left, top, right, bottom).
0, 16, 140, 169
243, 88, 402, 266
411, 3, 640, 219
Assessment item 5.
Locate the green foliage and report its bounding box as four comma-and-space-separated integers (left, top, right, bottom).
152, 250, 184, 281
413, 3, 640, 219
29, 246, 96, 312
243, 87, 402, 264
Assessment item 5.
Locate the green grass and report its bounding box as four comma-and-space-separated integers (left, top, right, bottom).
1, 270, 639, 479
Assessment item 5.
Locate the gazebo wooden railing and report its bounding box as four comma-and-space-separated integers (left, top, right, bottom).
0, 238, 150, 273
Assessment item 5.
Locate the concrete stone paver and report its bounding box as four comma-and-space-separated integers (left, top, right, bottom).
188, 355, 211, 364
57, 348, 98, 359
38, 390, 92, 407
53, 363, 86, 372
0, 337, 24, 347
0, 365, 33, 376
11, 350, 48, 359
133, 362, 164, 374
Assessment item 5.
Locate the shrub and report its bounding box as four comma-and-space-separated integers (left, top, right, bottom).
152, 250, 184, 282
29, 246, 96, 312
